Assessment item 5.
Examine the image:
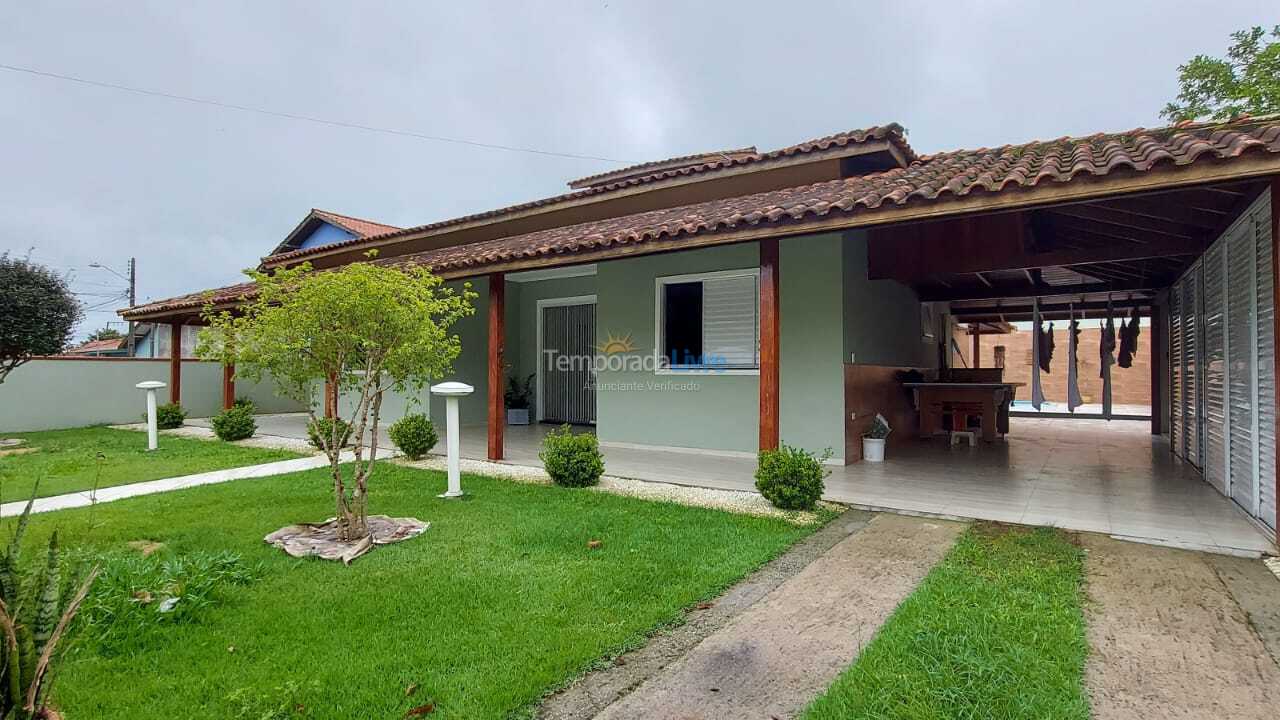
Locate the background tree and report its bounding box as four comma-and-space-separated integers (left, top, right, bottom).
199, 259, 475, 541
0, 253, 82, 384
86, 326, 123, 342
1162, 25, 1280, 122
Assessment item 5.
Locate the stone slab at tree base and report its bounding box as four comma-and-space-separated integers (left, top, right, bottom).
264, 515, 429, 565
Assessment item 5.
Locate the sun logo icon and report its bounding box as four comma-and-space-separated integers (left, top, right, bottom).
596, 331, 636, 355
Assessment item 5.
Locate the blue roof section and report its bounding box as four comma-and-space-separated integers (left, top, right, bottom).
296, 221, 357, 251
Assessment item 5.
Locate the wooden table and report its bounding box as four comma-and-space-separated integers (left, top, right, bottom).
902, 382, 1022, 442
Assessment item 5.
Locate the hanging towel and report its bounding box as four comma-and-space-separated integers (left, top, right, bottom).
1031, 298, 1045, 410
1067, 304, 1084, 412
1038, 320, 1055, 373
1100, 300, 1116, 420
1118, 305, 1141, 368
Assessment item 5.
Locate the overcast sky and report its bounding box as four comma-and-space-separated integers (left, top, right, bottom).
1, 1, 1272, 338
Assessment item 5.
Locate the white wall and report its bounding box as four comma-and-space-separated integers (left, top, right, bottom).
0, 358, 303, 432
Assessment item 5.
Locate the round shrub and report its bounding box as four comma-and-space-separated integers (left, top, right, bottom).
211, 405, 256, 441
307, 417, 353, 451
539, 425, 604, 488
154, 403, 186, 430
754, 444, 831, 511
388, 413, 438, 460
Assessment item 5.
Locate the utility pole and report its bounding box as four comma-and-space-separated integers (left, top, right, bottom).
126, 257, 137, 356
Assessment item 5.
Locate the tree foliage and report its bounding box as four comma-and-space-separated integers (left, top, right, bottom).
199, 259, 475, 541
1162, 25, 1280, 122
86, 327, 123, 342
0, 253, 81, 384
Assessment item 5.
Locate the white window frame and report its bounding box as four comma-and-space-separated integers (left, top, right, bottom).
653, 267, 760, 376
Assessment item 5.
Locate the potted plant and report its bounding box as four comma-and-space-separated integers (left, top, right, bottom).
505, 372, 535, 425
862, 413, 892, 462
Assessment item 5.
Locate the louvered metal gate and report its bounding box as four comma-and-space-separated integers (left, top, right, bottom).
539, 301, 597, 425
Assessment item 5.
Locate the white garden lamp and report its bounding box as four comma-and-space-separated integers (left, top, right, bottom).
135, 380, 167, 451
430, 381, 474, 498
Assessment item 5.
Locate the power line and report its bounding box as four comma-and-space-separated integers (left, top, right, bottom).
0, 62, 635, 165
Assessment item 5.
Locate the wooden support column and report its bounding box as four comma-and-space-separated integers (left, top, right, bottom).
169, 321, 182, 405
759, 238, 780, 451
487, 272, 506, 461
1271, 177, 1279, 545
1150, 303, 1163, 436
222, 364, 235, 410
970, 326, 981, 368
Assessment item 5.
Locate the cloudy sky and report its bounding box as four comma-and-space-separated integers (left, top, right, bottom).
0, 1, 1271, 338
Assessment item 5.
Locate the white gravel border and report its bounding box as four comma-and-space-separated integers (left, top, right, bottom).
109, 422, 321, 454
394, 455, 834, 525
109, 424, 831, 524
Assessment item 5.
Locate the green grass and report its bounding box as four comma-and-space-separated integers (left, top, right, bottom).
5, 464, 824, 719
802, 524, 1090, 720
0, 426, 304, 500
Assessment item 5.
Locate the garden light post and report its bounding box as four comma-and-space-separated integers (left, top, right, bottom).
135, 380, 167, 450
430, 381, 474, 498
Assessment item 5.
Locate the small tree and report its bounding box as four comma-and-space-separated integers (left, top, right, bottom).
86, 327, 123, 342
0, 253, 81, 384
199, 259, 475, 541
1162, 25, 1280, 122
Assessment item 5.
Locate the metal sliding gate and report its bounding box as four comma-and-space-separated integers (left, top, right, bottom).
539, 301, 597, 425
1169, 191, 1275, 531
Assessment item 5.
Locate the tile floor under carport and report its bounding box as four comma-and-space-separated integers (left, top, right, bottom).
196, 412, 1276, 556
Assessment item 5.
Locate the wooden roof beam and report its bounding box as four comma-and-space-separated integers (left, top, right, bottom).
922, 279, 1160, 302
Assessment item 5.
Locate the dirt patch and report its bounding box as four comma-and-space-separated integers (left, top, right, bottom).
1208, 553, 1280, 668
1082, 534, 1280, 719
539, 509, 874, 720
126, 540, 166, 557
579, 513, 966, 720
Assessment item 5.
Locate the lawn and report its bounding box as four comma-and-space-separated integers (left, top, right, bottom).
802, 524, 1090, 720
6, 463, 824, 719
0, 426, 304, 500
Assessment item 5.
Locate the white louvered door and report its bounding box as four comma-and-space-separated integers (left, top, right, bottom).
1171, 191, 1274, 532
1253, 195, 1276, 529
1202, 241, 1228, 494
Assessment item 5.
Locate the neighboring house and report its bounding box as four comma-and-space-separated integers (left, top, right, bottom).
64, 337, 128, 356
121, 117, 1280, 537
130, 208, 402, 361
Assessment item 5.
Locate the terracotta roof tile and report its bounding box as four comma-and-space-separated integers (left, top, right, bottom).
125, 116, 1280, 319
568, 147, 759, 189
65, 338, 125, 353
310, 209, 401, 238
392, 116, 1280, 273
123, 281, 258, 318
263, 124, 915, 264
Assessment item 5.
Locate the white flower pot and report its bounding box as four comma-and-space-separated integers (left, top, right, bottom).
506, 408, 530, 426
862, 437, 886, 462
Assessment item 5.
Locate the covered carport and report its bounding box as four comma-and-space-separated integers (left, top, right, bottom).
863, 174, 1278, 550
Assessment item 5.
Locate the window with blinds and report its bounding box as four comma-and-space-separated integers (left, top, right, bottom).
658, 271, 759, 370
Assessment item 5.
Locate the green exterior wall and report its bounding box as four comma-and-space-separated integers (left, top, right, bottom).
780, 233, 846, 459
417, 230, 932, 459
842, 229, 938, 368
595, 243, 761, 453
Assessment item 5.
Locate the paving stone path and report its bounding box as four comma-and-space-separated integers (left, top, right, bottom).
573, 513, 966, 720
0, 452, 347, 517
